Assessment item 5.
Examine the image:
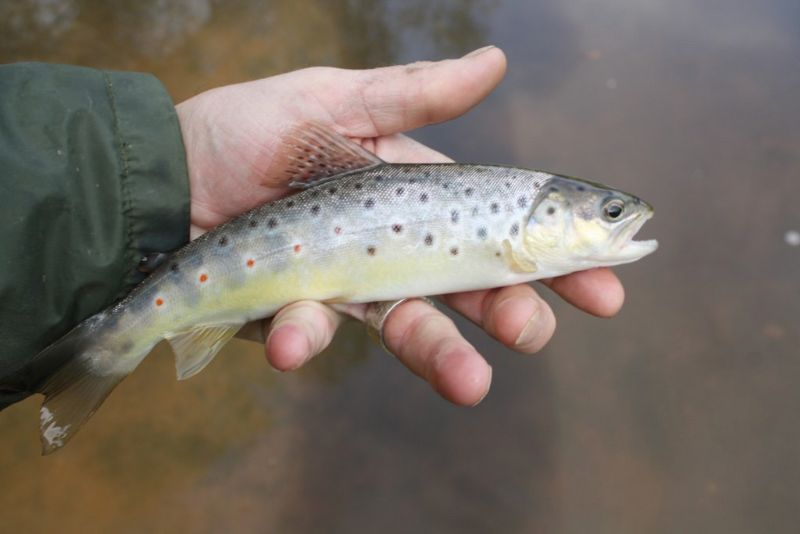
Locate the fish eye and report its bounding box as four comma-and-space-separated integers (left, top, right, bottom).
603, 199, 625, 221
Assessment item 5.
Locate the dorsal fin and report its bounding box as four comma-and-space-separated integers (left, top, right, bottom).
165, 323, 243, 380
281, 123, 384, 189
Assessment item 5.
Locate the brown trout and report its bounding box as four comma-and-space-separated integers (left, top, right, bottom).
34, 125, 657, 453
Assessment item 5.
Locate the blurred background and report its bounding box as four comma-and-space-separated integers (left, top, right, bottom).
1, 1, 798, 532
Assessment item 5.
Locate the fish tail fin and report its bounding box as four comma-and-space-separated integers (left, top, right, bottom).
34, 323, 147, 455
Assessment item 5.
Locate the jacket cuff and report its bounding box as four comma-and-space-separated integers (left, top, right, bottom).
104, 70, 190, 291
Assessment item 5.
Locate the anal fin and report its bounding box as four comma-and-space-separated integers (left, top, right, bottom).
166, 324, 243, 380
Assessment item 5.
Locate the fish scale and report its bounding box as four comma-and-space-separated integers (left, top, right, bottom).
32, 124, 657, 454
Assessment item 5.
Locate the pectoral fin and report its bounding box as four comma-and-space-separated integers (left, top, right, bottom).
166, 324, 243, 380
502, 239, 539, 273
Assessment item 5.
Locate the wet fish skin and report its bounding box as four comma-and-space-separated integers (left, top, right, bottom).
33, 127, 657, 454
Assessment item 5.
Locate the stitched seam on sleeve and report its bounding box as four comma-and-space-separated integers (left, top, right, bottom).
102, 71, 136, 300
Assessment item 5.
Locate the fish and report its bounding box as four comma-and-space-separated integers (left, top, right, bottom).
32, 124, 657, 454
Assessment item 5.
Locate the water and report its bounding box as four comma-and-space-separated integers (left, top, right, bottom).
1, 1, 799, 532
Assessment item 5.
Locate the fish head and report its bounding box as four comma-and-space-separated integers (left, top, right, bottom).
521, 175, 658, 272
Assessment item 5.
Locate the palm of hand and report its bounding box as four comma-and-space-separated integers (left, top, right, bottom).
180, 66, 453, 234
175, 48, 625, 406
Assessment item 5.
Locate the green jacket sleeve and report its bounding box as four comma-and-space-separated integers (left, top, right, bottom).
0, 63, 190, 409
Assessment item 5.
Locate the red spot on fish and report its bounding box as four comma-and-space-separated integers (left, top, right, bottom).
294, 244, 302, 253
155, 298, 164, 307
199, 273, 208, 283
246, 259, 255, 268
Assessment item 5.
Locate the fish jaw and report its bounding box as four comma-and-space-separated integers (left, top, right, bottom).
606, 209, 659, 264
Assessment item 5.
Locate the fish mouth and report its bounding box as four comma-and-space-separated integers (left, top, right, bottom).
609, 208, 659, 262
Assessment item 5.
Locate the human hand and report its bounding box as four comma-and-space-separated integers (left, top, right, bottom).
175, 46, 625, 406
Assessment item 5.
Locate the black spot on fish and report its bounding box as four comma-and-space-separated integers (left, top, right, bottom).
547, 206, 556, 216
310, 190, 319, 198
490, 203, 499, 214
549, 186, 559, 193
424, 234, 434, 246
442, 183, 449, 189
249, 220, 258, 228
477, 228, 488, 240
423, 171, 431, 178
465, 188, 474, 197
518, 196, 528, 208
268, 218, 278, 229
505, 182, 511, 188
420, 193, 428, 203
392, 224, 403, 233
311, 205, 320, 215
495, 251, 502, 257
355, 183, 363, 190
472, 207, 480, 217
364, 199, 375, 209
396, 187, 404, 196
409, 177, 417, 184
450, 246, 459, 256
218, 236, 229, 246
287, 200, 295, 208
577, 185, 586, 192
451, 210, 459, 223
510, 223, 519, 236
170, 263, 179, 272
328, 187, 337, 195
374, 174, 384, 182
367, 246, 376, 256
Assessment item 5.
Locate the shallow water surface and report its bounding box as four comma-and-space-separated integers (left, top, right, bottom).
1, 1, 799, 532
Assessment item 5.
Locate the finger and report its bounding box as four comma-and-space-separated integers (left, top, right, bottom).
439, 284, 557, 354
264, 301, 343, 371
324, 46, 507, 136
541, 268, 625, 317
380, 299, 492, 406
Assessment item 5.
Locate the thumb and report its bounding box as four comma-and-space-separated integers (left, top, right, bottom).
318, 46, 507, 137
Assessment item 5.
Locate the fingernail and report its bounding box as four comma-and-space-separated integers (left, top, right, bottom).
471, 365, 492, 407
514, 301, 544, 350
463, 45, 495, 58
